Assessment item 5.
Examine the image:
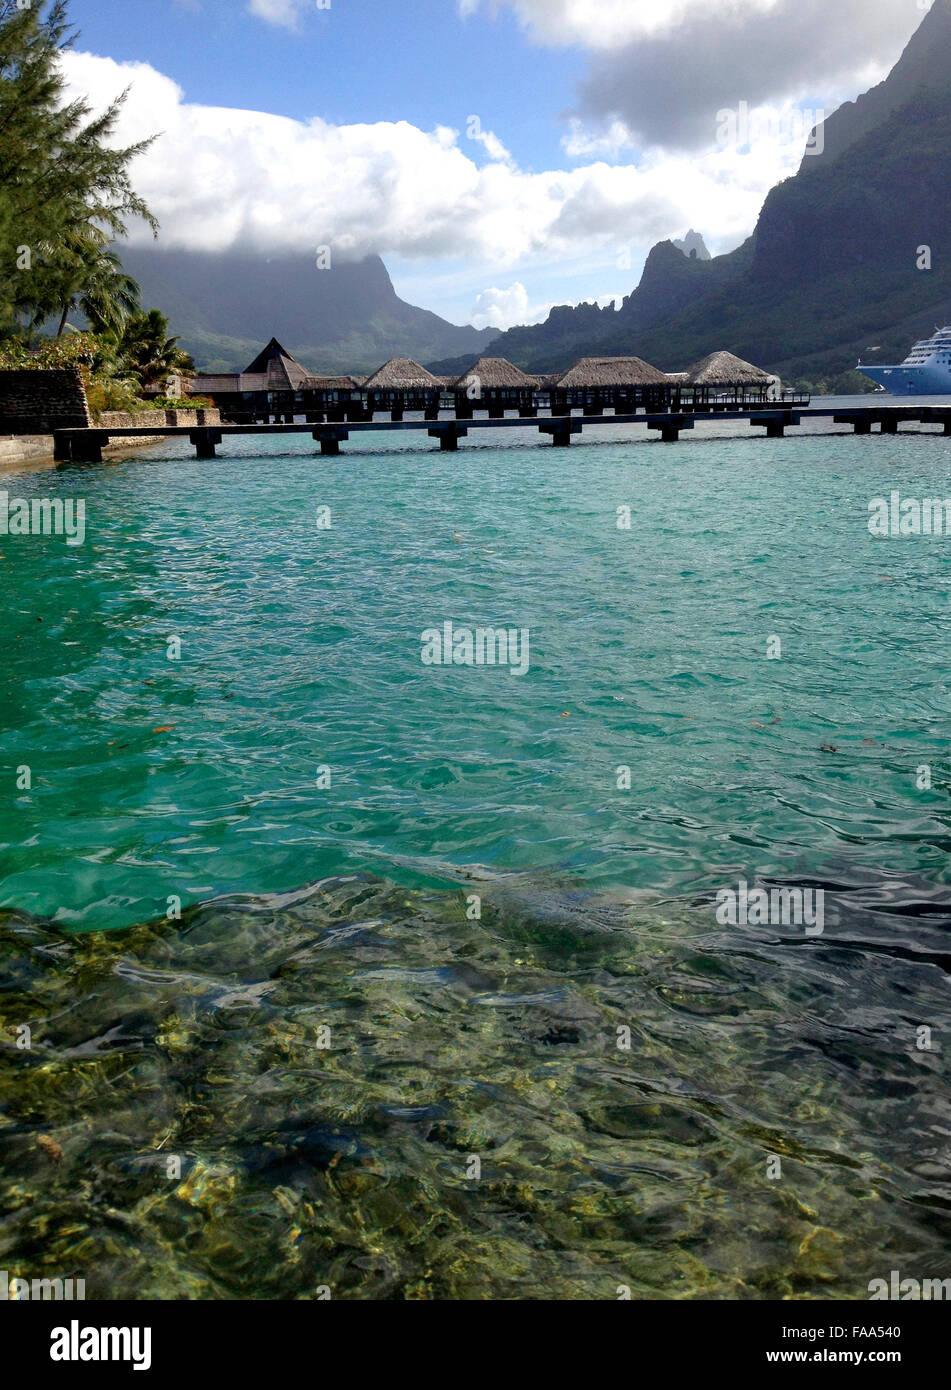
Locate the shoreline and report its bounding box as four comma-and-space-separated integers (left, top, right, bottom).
0, 434, 167, 477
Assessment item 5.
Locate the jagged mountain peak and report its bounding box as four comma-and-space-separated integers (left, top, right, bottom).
801, 0, 951, 171
672, 230, 711, 261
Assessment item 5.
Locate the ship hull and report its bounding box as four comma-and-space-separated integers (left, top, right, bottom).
858, 364, 951, 395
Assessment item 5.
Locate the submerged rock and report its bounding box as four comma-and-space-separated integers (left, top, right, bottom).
2, 871, 949, 1299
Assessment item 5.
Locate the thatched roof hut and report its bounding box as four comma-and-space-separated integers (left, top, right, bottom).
683, 350, 772, 387
450, 357, 541, 390
363, 358, 443, 390
555, 356, 669, 389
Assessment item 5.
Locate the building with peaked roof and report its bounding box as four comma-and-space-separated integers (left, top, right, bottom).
555, 356, 669, 389
189, 339, 366, 421
363, 358, 442, 390
242, 336, 313, 389
362, 358, 445, 418
450, 357, 542, 417
682, 350, 773, 400
551, 356, 670, 414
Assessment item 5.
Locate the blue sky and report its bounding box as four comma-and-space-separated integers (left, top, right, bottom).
62, 0, 928, 329
70, 0, 582, 170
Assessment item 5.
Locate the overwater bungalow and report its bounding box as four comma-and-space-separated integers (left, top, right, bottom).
677, 350, 774, 407
450, 357, 542, 418
363, 358, 444, 419
551, 356, 670, 415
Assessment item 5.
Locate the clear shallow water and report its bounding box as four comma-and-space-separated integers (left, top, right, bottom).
2, 423, 951, 1298
3, 419, 951, 925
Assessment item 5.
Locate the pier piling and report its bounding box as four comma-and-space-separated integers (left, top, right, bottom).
538, 419, 582, 447
428, 424, 468, 451
312, 427, 349, 456
750, 412, 798, 439
648, 416, 693, 444
190, 429, 222, 459
67, 430, 109, 463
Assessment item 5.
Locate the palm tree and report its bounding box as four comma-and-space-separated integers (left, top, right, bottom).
51, 237, 140, 338
118, 308, 193, 391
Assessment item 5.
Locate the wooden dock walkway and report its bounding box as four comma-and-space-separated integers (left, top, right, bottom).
52, 404, 951, 462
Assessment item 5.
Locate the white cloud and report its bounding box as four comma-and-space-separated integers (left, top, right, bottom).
470, 126, 513, 163
470, 282, 624, 329
561, 118, 636, 160
60, 49, 801, 270
247, 0, 307, 29
471, 283, 545, 330
464, 0, 923, 151
459, 0, 782, 49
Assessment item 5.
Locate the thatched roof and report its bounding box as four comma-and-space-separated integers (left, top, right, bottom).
684, 350, 771, 386
191, 363, 359, 396
363, 357, 442, 389
555, 356, 669, 388
450, 357, 541, 390
191, 372, 269, 393
300, 375, 361, 391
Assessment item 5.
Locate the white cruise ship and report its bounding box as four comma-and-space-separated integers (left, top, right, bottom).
858, 326, 951, 395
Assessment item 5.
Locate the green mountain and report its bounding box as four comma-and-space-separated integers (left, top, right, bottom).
116, 247, 496, 374
431, 0, 951, 391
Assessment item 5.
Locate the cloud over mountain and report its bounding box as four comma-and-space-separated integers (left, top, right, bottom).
60, 49, 803, 271
461, 0, 924, 150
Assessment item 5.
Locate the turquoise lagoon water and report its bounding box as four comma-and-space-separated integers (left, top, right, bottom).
1, 412, 951, 1299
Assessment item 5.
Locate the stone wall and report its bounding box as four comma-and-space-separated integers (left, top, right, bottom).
0, 368, 91, 433
98, 407, 221, 429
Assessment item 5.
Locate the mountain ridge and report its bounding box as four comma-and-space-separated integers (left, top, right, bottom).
430, 0, 951, 389
117, 247, 496, 374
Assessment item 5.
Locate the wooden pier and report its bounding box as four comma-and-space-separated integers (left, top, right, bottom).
52, 403, 951, 463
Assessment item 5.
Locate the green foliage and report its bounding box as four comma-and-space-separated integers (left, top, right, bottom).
0, 329, 98, 369
147, 395, 212, 411
115, 308, 193, 391
0, 0, 157, 340
83, 373, 143, 417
